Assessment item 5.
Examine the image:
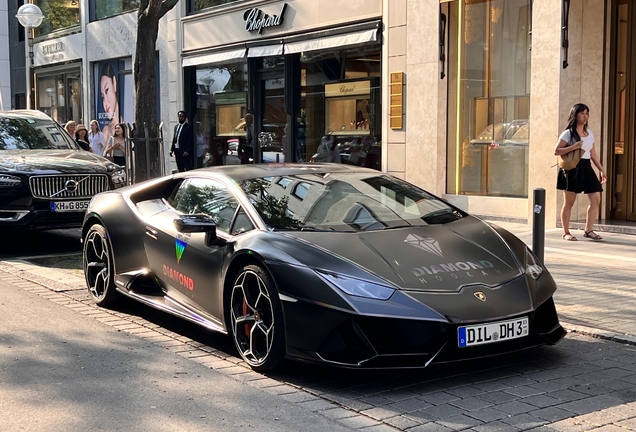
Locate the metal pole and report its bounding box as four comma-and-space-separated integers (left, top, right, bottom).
532, 188, 546, 263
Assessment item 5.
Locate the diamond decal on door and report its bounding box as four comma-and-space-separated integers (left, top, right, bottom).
404, 234, 444, 258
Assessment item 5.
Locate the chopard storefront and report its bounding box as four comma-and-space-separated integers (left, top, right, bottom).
180, 0, 383, 169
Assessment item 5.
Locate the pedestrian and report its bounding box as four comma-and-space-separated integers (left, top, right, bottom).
170, 110, 193, 172
555, 103, 607, 241
74, 124, 90, 151
104, 123, 127, 167
64, 120, 76, 138
239, 112, 255, 164
88, 120, 106, 156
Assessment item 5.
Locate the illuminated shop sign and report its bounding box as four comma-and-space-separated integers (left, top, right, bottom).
244, 3, 287, 34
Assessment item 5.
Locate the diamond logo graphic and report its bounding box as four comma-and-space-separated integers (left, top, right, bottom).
404, 234, 443, 258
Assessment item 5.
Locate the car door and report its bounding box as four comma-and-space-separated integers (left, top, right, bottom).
145, 176, 252, 322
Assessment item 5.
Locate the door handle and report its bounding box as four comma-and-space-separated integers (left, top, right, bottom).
145, 226, 158, 240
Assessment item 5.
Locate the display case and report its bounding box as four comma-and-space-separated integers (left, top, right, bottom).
324, 79, 379, 136
214, 92, 247, 137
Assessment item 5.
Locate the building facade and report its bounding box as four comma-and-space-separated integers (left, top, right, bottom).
9, 0, 173, 148
8, 0, 635, 227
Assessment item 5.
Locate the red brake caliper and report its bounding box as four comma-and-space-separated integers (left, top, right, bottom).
242, 297, 253, 337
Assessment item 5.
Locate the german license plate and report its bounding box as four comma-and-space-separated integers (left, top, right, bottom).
50, 200, 90, 212
458, 317, 528, 347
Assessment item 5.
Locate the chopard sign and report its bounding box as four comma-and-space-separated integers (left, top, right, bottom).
244, 4, 287, 34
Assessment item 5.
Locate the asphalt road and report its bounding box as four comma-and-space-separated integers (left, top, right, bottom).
0, 278, 362, 432
0, 228, 82, 259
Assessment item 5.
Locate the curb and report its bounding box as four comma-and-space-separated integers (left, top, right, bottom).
560, 321, 636, 346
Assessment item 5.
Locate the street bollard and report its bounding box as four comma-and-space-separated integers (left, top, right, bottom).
532, 188, 546, 263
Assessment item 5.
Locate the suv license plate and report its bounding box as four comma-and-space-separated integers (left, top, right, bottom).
458, 317, 528, 347
50, 200, 90, 212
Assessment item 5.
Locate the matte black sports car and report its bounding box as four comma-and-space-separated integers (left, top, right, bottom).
81, 164, 565, 371
0, 110, 127, 230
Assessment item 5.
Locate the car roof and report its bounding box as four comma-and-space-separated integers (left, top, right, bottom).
185, 163, 379, 182
0, 110, 55, 121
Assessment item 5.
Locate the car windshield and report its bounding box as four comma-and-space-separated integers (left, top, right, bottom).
238, 173, 466, 232
0, 116, 77, 150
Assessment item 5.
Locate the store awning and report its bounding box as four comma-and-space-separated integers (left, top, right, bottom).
284, 28, 378, 54
247, 44, 284, 58
182, 48, 246, 67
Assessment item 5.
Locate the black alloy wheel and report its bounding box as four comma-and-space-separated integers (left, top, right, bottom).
83, 224, 120, 307
229, 265, 285, 371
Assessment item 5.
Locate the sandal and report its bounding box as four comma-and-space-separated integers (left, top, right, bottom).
562, 232, 577, 241
584, 230, 603, 240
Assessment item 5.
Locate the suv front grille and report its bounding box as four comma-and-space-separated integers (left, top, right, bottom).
29, 175, 109, 199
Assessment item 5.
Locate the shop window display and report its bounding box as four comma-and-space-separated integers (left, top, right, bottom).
193, 60, 248, 167
447, 0, 531, 197
300, 45, 382, 170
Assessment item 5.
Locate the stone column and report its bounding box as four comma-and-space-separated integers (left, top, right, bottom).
403, 0, 447, 194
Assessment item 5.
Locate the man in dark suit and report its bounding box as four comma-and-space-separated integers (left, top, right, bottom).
170, 110, 193, 172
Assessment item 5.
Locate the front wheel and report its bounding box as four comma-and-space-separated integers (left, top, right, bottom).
229, 265, 285, 372
83, 224, 120, 307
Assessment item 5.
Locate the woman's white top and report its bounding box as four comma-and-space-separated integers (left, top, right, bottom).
559, 129, 594, 159
88, 131, 106, 156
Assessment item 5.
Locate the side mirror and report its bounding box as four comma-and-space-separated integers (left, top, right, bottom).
173, 214, 217, 235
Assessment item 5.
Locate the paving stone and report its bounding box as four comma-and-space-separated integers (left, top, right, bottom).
478, 391, 520, 404
471, 420, 522, 432
418, 391, 461, 406
505, 386, 545, 398
557, 394, 626, 415
501, 413, 550, 429
493, 400, 537, 416
337, 414, 381, 429
522, 394, 563, 408
463, 407, 508, 422
410, 403, 464, 421
384, 398, 432, 414
445, 385, 486, 398
449, 397, 493, 411
435, 413, 483, 431
383, 414, 422, 430
409, 422, 454, 432
533, 406, 574, 423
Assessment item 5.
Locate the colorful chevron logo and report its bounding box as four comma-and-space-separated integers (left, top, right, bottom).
176, 238, 187, 263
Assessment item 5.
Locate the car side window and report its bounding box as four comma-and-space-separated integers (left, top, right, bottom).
232, 207, 255, 235
169, 178, 238, 234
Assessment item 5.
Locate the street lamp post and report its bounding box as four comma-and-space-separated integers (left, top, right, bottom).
16, 3, 43, 110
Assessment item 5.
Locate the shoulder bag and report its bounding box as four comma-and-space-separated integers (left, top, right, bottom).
557, 138, 583, 171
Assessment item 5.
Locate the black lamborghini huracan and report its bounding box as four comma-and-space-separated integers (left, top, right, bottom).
81, 164, 565, 371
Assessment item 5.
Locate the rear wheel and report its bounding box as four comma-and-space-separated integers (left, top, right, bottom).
83, 224, 120, 307
229, 265, 285, 371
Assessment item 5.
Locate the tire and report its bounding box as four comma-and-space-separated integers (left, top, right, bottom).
229, 265, 285, 372
83, 224, 120, 307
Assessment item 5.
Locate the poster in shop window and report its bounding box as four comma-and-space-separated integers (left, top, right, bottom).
94, 59, 133, 145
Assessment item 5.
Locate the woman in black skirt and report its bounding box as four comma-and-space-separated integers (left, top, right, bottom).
555, 103, 607, 241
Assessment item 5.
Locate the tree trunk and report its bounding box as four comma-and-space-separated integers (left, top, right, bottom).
133, 0, 179, 182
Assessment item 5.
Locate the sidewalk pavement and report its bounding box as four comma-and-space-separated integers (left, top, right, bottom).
1, 220, 635, 349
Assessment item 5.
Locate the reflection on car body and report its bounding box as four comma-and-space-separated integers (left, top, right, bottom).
0, 110, 126, 230
81, 163, 564, 371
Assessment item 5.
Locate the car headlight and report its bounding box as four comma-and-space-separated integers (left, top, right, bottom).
525, 248, 544, 280
0, 175, 22, 188
108, 166, 126, 186
316, 271, 395, 300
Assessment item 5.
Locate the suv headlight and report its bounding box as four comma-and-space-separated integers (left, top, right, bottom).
316, 271, 395, 300
0, 175, 22, 187
525, 248, 544, 280
108, 166, 126, 186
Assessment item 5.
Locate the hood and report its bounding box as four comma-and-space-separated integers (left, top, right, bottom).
288, 216, 524, 292
0, 149, 112, 175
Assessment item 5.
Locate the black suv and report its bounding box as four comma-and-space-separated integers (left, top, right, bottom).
0, 110, 126, 230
